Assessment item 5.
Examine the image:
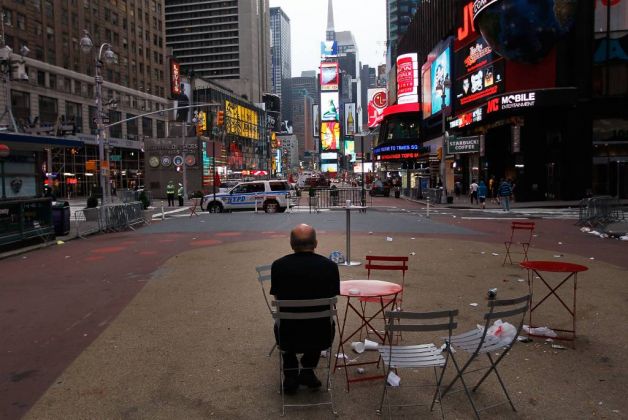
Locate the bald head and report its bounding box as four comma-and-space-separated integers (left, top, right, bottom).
290, 224, 317, 253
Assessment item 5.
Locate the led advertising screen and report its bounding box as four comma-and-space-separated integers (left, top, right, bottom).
321, 163, 338, 173
430, 43, 452, 114
321, 121, 340, 151
321, 152, 338, 160
321, 41, 338, 57
321, 92, 340, 121
454, 36, 504, 110
344, 103, 356, 136
312, 104, 320, 136
421, 59, 433, 117
320, 62, 339, 91
344, 139, 356, 162
367, 88, 387, 128
396, 53, 419, 104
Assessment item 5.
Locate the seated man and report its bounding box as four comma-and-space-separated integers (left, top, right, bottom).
271, 224, 340, 394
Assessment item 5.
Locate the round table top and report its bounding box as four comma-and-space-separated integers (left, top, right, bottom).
340, 280, 402, 297
520, 260, 589, 273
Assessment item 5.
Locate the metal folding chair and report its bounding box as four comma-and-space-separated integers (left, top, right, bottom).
255, 264, 276, 356
503, 221, 535, 265
377, 309, 458, 419
273, 297, 338, 416
442, 294, 531, 419
359, 255, 409, 340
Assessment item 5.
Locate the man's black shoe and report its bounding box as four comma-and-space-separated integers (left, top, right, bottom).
298, 369, 322, 389
282, 375, 299, 395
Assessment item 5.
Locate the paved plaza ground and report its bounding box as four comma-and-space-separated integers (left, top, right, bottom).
1, 198, 627, 419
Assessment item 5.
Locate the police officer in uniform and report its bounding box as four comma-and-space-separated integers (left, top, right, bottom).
166, 180, 175, 206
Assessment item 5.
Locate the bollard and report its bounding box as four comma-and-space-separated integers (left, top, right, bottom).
426, 197, 430, 218
161, 201, 165, 220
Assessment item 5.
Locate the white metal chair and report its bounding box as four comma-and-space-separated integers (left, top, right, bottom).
442, 294, 531, 419
273, 297, 338, 416
377, 309, 458, 419
255, 264, 276, 356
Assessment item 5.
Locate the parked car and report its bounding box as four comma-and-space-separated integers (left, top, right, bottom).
201, 180, 291, 213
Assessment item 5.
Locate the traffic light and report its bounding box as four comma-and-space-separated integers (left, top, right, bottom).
196, 111, 207, 135
216, 110, 224, 126
437, 147, 443, 161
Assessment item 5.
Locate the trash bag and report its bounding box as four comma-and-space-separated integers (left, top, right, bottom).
329, 250, 346, 264
485, 319, 517, 345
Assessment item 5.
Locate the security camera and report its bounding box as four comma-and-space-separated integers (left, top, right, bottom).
20, 45, 30, 57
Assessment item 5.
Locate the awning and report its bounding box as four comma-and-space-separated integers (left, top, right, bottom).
0, 132, 84, 147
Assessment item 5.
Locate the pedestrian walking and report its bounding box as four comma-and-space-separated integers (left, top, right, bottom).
478, 180, 488, 209
498, 178, 513, 212
488, 175, 497, 203
470, 180, 479, 204
166, 180, 175, 206
177, 183, 184, 206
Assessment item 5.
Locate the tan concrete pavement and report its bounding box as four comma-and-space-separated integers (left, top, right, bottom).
23, 233, 628, 419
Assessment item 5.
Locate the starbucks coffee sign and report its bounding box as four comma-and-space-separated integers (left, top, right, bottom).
447, 135, 480, 154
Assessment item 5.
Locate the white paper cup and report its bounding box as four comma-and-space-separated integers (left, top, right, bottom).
351, 342, 365, 353
364, 339, 379, 350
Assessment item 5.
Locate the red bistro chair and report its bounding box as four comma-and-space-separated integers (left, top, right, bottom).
503, 221, 535, 265
359, 256, 409, 340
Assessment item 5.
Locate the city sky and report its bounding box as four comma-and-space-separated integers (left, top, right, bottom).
269, 0, 387, 77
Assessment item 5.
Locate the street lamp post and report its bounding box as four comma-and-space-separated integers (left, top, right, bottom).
440, 75, 451, 204
80, 30, 115, 205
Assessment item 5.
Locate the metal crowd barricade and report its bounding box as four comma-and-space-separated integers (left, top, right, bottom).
309, 187, 370, 210
577, 196, 625, 227
74, 202, 148, 237
424, 188, 442, 204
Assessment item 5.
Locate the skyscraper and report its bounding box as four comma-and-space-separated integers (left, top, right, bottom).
270, 7, 291, 99
326, 0, 336, 42
165, 0, 271, 102
386, 0, 419, 68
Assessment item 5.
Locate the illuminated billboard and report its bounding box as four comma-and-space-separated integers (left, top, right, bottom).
321, 152, 338, 160
396, 53, 419, 104
344, 139, 356, 162
170, 59, 181, 98
225, 100, 260, 140
344, 103, 356, 136
320, 62, 339, 91
321, 121, 340, 151
321, 92, 340, 121
321, 41, 338, 57
367, 88, 387, 128
321, 163, 338, 173
421, 59, 433, 117
454, 36, 504, 110
430, 43, 452, 114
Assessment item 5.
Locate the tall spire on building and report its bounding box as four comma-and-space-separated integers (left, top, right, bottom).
326, 0, 336, 41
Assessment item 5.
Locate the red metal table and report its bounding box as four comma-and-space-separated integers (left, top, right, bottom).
334, 280, 402, 391
520, 260, 588, 344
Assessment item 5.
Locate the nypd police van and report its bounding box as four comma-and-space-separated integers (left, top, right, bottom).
201, 180, 291, 213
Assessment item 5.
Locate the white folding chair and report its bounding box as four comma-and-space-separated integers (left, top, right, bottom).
377, 309, 458, 419
442, 294, 531, 419
255, 264, 276, 356
273, 297, 338, 416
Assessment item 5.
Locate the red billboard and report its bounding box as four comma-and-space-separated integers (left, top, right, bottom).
367, 88, 387, 128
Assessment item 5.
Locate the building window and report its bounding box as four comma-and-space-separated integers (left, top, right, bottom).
109, 110, 122, 138
44, 0, 54, 17
17, 13, 26, 30
39, 96, 58, 124
37, 71, 46, 86
1, 10, 12, 26
11, 90, 30, 122
156, 119, 165, 138
142, 117, 152, 137
127, 113, 138, 139
65, 101, 83, 133
49, 74, 56, 90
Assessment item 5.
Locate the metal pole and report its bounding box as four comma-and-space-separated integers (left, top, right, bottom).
181, 121, 187, 201
0, 160, 5, 199
440, 97, 447, 204
361, 135, 365, 207
346, 206, 351, 263
95, 60, 107, 206
212, 140, 216, 202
